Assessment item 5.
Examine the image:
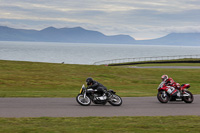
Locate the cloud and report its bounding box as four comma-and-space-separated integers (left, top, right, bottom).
158, 26, 200, 33
0, 0, 200, 39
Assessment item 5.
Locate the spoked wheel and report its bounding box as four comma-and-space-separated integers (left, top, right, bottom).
182, 90, 194, 103
108, 94, 122, 106
76, 94, 91, 106
157, 91, 169, 103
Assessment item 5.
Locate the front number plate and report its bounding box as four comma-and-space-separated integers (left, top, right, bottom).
80, 88, 83, 93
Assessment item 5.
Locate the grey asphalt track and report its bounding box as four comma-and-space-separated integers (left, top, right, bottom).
0, 95, 200, 117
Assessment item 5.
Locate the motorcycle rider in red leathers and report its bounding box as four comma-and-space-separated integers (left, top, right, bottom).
161, 75, 179, 96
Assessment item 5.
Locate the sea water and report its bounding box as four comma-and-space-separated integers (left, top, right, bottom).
0, 41, 200, 64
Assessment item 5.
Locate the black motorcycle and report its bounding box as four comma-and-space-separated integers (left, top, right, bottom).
76, 84, 122, 106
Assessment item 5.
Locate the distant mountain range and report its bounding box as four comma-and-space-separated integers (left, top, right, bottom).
0, 26, 200, 46
0, 26, 135, 44
137, 33, 200, 46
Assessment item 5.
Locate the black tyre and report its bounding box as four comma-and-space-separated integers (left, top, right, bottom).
183, 90, 194, 103
157, 91, 169, 103
76, 94, 91, 106
108, 94, 122, 106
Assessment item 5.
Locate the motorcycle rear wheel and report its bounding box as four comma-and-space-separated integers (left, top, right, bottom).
76, 94, 91, 106
157, 91, 169, 103
108, 94, 122, 106
182, 90, 194, 103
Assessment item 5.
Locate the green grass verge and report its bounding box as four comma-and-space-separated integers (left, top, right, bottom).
0, 116, 200, 133
0, 60, 200, 97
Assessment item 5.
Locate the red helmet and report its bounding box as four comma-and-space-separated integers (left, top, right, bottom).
161, 75, 168, 81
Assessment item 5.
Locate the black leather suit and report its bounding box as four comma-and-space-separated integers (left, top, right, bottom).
88, 80, 107, 96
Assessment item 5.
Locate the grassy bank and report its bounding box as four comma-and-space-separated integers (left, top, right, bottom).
0, 60, 200, 97
0, 116, 200, 133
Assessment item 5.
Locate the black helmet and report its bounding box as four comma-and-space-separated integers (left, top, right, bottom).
86, 77, 93, 85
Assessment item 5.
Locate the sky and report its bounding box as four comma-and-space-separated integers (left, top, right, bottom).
0, 0, 200, 40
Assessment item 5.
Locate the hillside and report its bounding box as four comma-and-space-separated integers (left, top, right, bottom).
137, 33, 200, 46
0, 26, 135, 44
0, 26, 200, 45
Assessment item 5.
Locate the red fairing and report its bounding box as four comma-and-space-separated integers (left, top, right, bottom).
158, 86, 168, 91
170, 89, 178, 96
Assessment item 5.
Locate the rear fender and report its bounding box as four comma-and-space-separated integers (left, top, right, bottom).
181, 84, 190, 90
108, 89, 116, 94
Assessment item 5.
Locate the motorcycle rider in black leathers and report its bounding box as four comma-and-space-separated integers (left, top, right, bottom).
86, 77, 107, 97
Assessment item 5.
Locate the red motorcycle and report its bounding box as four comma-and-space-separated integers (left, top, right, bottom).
157, 81, 194, 103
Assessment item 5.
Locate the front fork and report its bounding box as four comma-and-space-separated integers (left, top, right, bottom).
83, 90, 86, 98
159, 91, 167, 98
163, 91, 167, 97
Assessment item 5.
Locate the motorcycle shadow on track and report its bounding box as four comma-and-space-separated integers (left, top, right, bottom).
156, 99, 194, 104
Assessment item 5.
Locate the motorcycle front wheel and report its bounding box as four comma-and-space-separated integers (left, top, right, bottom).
76, 94, 91, 106
108, 94, 122, 106
157, 91, 169, 103
182, 90, 194, 103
